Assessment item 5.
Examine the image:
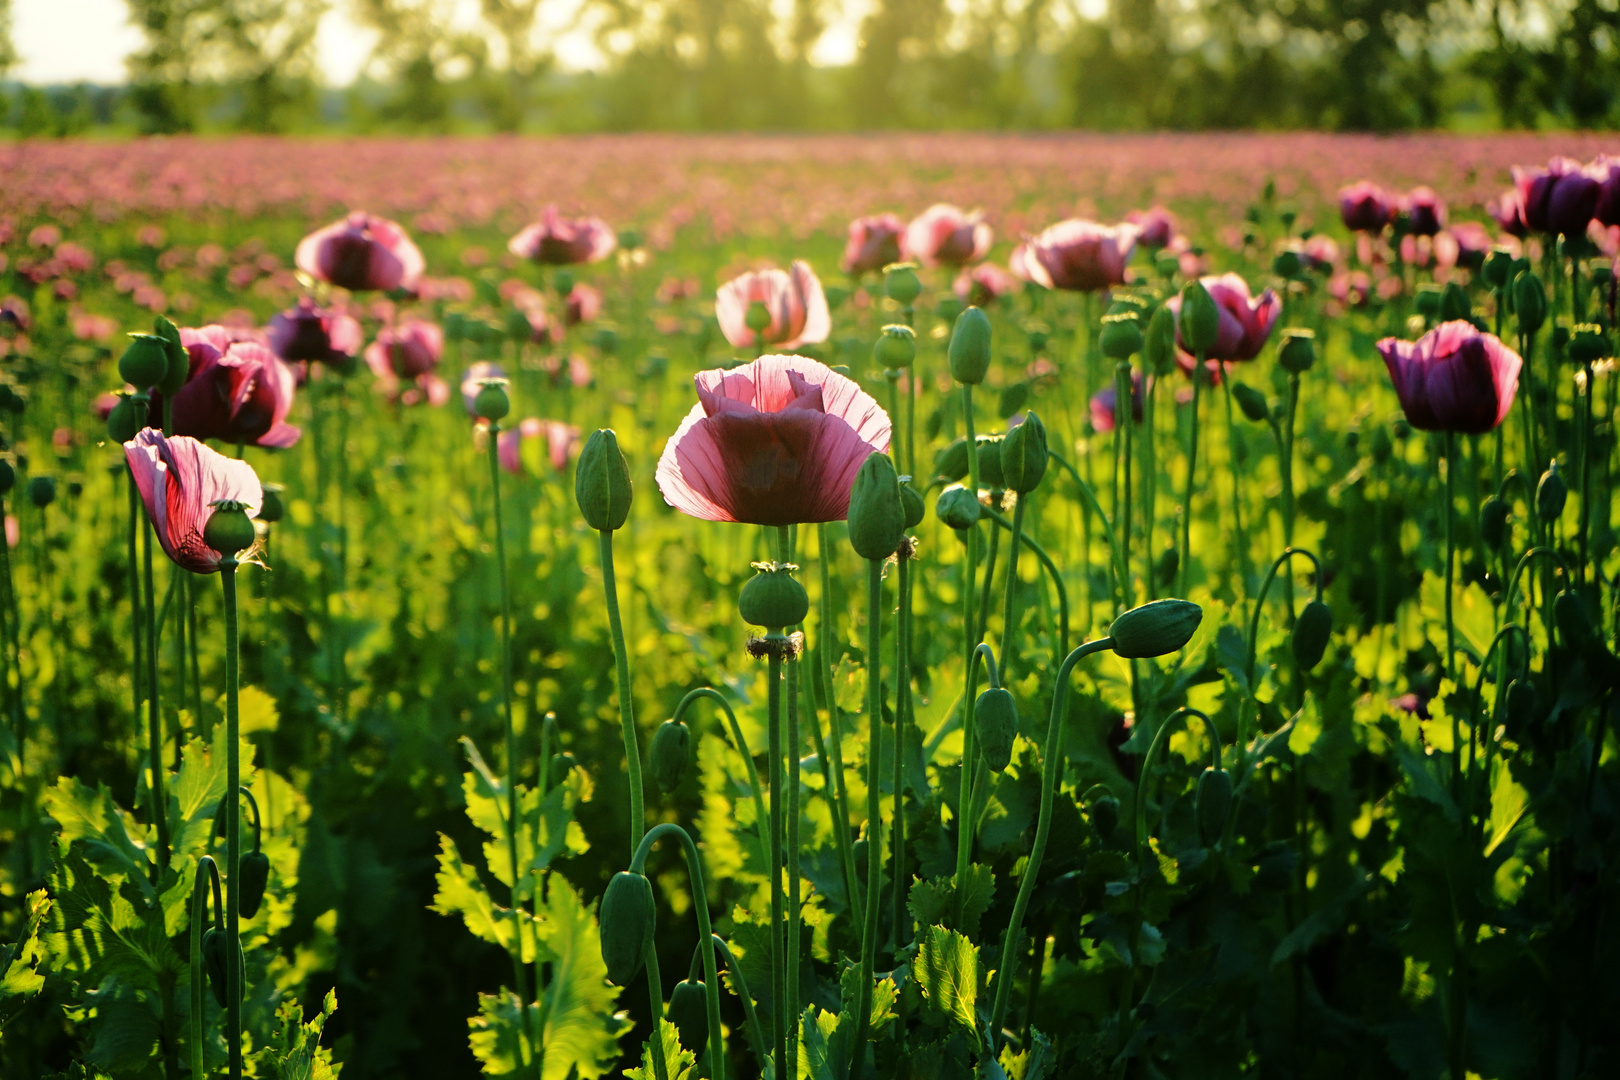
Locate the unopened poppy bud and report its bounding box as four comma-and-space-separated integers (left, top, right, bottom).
936, 484, 981, 530
553, 268, 575, 296
26, 476, 55, 508
1083, 785, 1120, 836
1177, 281, 1220, 355
873, 324, 916, 369
669, 978, 709, 1055
899, 479, 925, 529
238, 850, 271, 919
975, 687, 1018, 772
1505, 679, 1539, 729
257, 484, 285, 524
1554, 590, 1600, 654
1099, 313, 1143, 359
975, 435, 1005, 490
1277, 328, 1316, 373
1440, 282, 1471, 322
618, 228, 643, 250
948, 306, 993, 385
203, 501, 256, 557
1232, 383, 1270, 423
884, 262, 922, 306
119, 334, 170, 389
1026, 329, 1049, 354
650, 719, 690, 793
1569, 324, 1609, 365
848, 452, 905, 561
1272, 249, 1303, 278
1107, 598, 1203, 658
1001, 412, 1048, 494
934, 438, 970, 481
1154, 546, 1179, 588
1414, 285, 1443, 320
1536, 462, 1566, 523
202, 928, 243, 1008
107, 395, 146, 443
1143, 306, 1178, 375
1479, 495, 1508, 549
744, 301, 772, 334
575, 429, 632, 531
1195, 767, 1233, 846
153, 316, 189, 396
738, 566, 809, 629
1292, 599, 1333, 670
1482, 249, 1514, 289
599, 871, 655, 986
1513, 273, 1547, 335
472, 378, 511, 422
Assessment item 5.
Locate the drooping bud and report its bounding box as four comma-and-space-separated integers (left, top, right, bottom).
1107, 598, 1203, 659
1292, 599, 1333, 671
650, 719, 690, 793
575, 429, 632, 531
936, 485, 981, 531
1536, 462, 1567, 523
202, 928, 233, 1008
107, 394, 146, 443
472, 378, 511, 422
599, 872, 655, 986
974, 687, 1019, 772
947, 306, 993, 385
1194, 767, 1233, 846
238, 850, 271, 919
1001, 412, 1048, 494
1083, 785, 1119, 837
668, 978, 709, 1056
847, 452, 906, 561
738, 565, 809, 630
899, 479, 926, 530
1231, 383, 1270, 423
203, 500, 256, 557
1177, 281, 1220, 356
1513, 272, 1547, 336
1504, 679, 1539, 730
257, 484, 285, 525
1143, 305, 1178, 375
1553, 590, 1600, 654
118, 334, 170, 389
26, 476, 55, 508
934, 438, 970, 481
873, 324, 917, 369
884, 262, 922, 307
1277, 328, 1316, 373
1479, 495, 1508, 549
1099, 313, 1143, 359
154, 316, 189, 396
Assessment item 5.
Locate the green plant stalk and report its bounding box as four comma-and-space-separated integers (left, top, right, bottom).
1220, 368, 1251, 595
891, 548, 912, 951
952, 383, 983, 915
1444, 430, 1457, 689
977, 517, 1000, 645
1517, 329, 1542, 499
191, 856, 223, 1080
1141, 373, 1158, 600
886, 374, 903, 474
1578, 361, 1594, 582
599, 529, 645, 855
336, 384, 350, 723
905, 367, 917, 500
126, 477, 141, 766
765, 631, 786, 1079
989, 637, 1117, 1044
981, 506, 1068, 657
1181, 353, 1205, 599
712, 935, 766, 1076
851, 557, 886, 1078
221, 561, 243, 1080
1241, 548, 1321, 771
643, 943, 670, 1080
143, 514, 170, 875
673, 688, 770, 868
814, 523, 861, 915
1000, 495, 1028, 685
1116, 363, 1135, 608
775, 525, 801, 1080
1467, 624, 1530, 835
172, 568, 186, 769
1049, 451, 1124, 617
187, 572, 202, 729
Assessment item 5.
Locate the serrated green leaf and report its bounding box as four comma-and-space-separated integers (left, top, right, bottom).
907, 866, 996, 941
43, 778, 153, 899
623, 1018, 695, 1080
0, 890, 49, 1030
255, 989, 341, 1080
915, 925, 980, 1033
531, 876, 626, 1080
833, 654, 866, 715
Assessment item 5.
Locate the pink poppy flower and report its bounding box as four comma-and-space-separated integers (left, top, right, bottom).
1301, 235, 1341, 272
565, 284, 602, 327
905, 204, 993, 267
714, 261, 831, 351
1488, 189, 1529, 237
1592, 155, 1620, 228
267, 297, 363, 373
123, 430, 263, 573
953, 262, 1020, 307
1167, 273, 1282, 363
498, 417, 579, 475
1126, 206, 1175, 249
153, 326, 302, 449
508, 205, 617, 265
295, 212, 425, 293
1514, 158, 1601, 238
1339, 182, 1394, 233
1020, 220, 1135, 292
1401, 188, 1447, 237
655, 354, 891, 525
366, 320, 443, 380
841, 214, 907, 274
1008, 242, 1035, 282
1448, 222, 1492, 269
92, 391, 121, 421
1378, 321, 1521, 435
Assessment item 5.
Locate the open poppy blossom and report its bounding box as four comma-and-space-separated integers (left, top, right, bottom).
296, 212, 425, 293
1167, 273, 1282, 365
155, 325, 301, 448
1378, 321, 1521, 434
1020, 219, 1136, 292
714, 261, 830, 351
124, 429, 264, 573
508, 205, 618, 265
655, 354, 890, 525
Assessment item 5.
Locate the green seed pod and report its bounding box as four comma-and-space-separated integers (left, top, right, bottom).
203, 502, 256, 556
119, 333, 171, 389
1440, 282, 1471, 322
549, 751, 579, 786
936, 484, 981, 531
1292, 599, 1333, 671
1568, 324, 1609, 365
1554, 590, 1598, 653
668, 978, 709, 1056
107, 395, 146, 443
1177, 281, 1220, 356
1143, 306, 1178, 376
1107, 599, 1203, 659
1099, 313, 1144, 359
238, 851, 271, 919
884, 263, 922, 307
599, 872, 655, 987
899, 480, 925, 530
1001, 412, 1048, 494
201, 928, 243, 1009
1536, 463, 1566, 523
847, 452, 906, 561
1414, 285, 1444, 321
1479, 495, 1508, 549
738, 566, 809, 629
1504, 679, 1539, 730
257, 484, 285, 525
472, 379, 510, 422
1512, 272, 1547, 336
934, 437, 970, 481
1231, 383, 1270, 423
948, 306, 993, 385
1083, 785, 1120, 837
1482, 249, 1514, 290
650, 719, 691, 793
1272, 249, 1303, 279
25, 476, 55, 508
618, 228, 643, 250
553, 268, 575, 296
974, 687, 1019, 772
1026, 328, 1049, 355
154, 316, 189, 396
873, 324, 917, 369
575, 429, 632, 531
1194, 767, 1233, 846
1277, 328, 1316, 374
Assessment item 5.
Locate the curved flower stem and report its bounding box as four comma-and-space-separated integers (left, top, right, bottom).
711, 934, 766, 1076
851, 558, 885, 1078
599, 529, 645, 855
1141, 373, 1158, 600
814, 523, 861, 916
630, 824, 725, 1080
142, 508, 169, 876
886, 373, 903, 474
1241, 548, 1322, 772
891, 546, 912, 951
988, 637, 1117, 1046
980, 506, 1068, 657
1467, 624, 1531, 835
672, 688, 770, 868
1115, 363, 1135, 609
765, 631, 786, 1079
1181, 354, 1205, 599
1047, 450, 1124, 618
1219, 367, 1252, 598
998, 493, 1027, 685
977, 514, 1001, 646
1503, 547, 1572, 625
220, 560, 242, 1080
190, 856, 222, 1080
126, 477, 141, 767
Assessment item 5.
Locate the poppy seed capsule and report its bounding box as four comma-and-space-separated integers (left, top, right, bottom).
1277, 329, 1316, 373
884, 263, 922, 306
238, 850, 271, 919
1108, 598, 1203, 658
948, 306, 993, 385
257, 484, 285, 525
599, 872, 655, 986
1099, 313, 1144, 359
744, 301, 772, 334
575, 429, 632, 531
668, 978, 709, 1055
1536, 463, 1566, 523
873, 324, 917, 369
1479, 495, 1508, 548
201, 928, 243, 1008
553, 268, 575, 296
118, 333, 170, 389
936, 484, 981, 530
107, 396, 146, 443
974, 687, 1019, 772
1232, 383, 1270, 423
203, 502, 256, 557
1554, 590, 1598, 652
1569, 324, 1609, 365
1513, 272, 1547, 335
26, 476, 55, 508
1178, 281, 1220, 355
899, 480, 925, 529
1001, 412, 1048, 494
472, 379, 511, 422
650, 719, 690, 793
738, 566, 809, 629
936, 295, 964, 323
847, 452, 906, 561
1292, 599, 1333, 671
1195, 767, 1233, 846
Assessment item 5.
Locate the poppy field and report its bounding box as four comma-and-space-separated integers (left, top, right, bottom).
2, 132, 1620, 1080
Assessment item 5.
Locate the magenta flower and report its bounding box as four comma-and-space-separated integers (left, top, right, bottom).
154, 326, 301, 449
1514, 158, 1601, 238
295, 212, 425, 293
1339, 182, 1394, 233
714, 261, 831, 351
1021, 219, 1135, 292
366, 320, 444, 380
1448, 222, 1492, 270
655, 354, 891, 525
1488, 189, 1529, 237
1401, 188, 1447, 237
1378, 321, 1522, 435
841, 214, 907, 274
1090, 370, 1144, 434
565, 284, 603, 327
1126, 206, 1175, 249
1592, 156, 1620, 227
1167, 273, 1282, 363
953, 262, 1020, 307
905, 204, 992, 267
268, 297, 363, 374
508, 205, 617, 265
124, 430, 263, 573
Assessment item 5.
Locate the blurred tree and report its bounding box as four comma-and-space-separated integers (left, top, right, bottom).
217, 0, 327, 131
479, 0, 548, 130
350, 0, 488, 128
127, 0, 222, 132
0, 0, 17, 79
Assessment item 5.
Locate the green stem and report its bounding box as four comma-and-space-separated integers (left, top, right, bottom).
980, 506, 1068, 657
1048, 451, 1124, 617
1000, 496, 1027, 683
775, 526, 801, 1080
1241, 548, 1322, 770
1181, 355, 1204, 599
189, 856, 219, 1080
672, 689, 769, 869
1141, 373, 1158, 600
711, 935, 766, 1077
1116, 364, 1135, 608
221, 562, 242, 1080
892, 548, 912, 951
952, 384, 983, 914
1220, 368, 1251, 595
143, 511, 169, 875
814, 523, 861, 916
851, 558, 885, 1078
766, 633, 786, 1078
1444, 431, 1457, 687
599, 530, 645, 855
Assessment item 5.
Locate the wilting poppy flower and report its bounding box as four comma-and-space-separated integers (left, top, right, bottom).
1488, 189, 1529, 237
296, 212, 425, 293
1021, 220, 1135, 292
655, 354, 891, 525
124, 430, 263, 573
1091, 370, 1145, 433
1167, 274, 1282, 363
508, 205, 617, 265
841, 214, 907, 275
268, 297, 363, 375
1401, 188, 1447, 237
1592, 156, 1620, 228
905, 204, 992, 267
1514, 158, 1601, 238
1126, 207, 1175, 249
954, 262, 1020, 307
1339, 182, 1394, 233
1378, 321, 1521, 434
715, 261, 831, 351
153, 326, 301, 449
